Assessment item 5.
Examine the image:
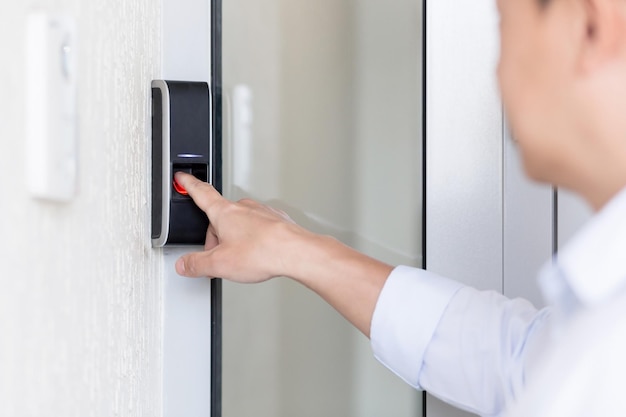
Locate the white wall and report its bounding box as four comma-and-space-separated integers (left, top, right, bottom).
0, 1, 162, 416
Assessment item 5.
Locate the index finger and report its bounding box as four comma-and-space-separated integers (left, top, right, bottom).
174, 171, 224, 217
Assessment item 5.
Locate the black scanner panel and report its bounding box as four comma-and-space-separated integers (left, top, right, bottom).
151, 80, 212, 247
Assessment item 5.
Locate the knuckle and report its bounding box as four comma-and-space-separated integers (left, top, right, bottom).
189, 181, 208, 196
194, 186, 221, 213
237, 198, 257, 206
185, 257, 197, 276
216, 199, 236, 217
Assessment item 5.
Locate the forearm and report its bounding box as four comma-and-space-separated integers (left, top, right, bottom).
285, 227, 393, 337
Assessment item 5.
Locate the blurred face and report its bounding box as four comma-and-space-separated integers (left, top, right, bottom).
497, 0, 580, 184
497, 0, 626, 209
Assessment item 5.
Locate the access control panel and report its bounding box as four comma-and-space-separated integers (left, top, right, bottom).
151, 80, 212, 247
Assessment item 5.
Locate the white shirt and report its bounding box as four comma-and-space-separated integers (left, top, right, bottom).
370, 186, 626, 417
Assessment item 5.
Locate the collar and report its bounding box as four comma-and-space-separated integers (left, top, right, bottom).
539, 186, 626, 309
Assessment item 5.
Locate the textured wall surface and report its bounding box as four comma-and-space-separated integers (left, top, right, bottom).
0, 1, 162, 416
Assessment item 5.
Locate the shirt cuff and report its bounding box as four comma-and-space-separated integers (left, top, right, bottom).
370, 265, 464, 389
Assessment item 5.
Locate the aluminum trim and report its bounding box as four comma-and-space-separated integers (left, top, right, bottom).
152, 79, 171, 247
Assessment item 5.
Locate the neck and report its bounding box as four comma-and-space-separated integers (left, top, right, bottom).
577, 172, 626, 212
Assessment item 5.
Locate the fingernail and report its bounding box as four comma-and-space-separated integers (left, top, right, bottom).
176, 258, 186, 275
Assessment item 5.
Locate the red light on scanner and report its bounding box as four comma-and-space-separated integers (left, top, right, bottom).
173, 178, 188, 196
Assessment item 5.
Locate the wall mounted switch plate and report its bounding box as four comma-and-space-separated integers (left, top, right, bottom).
25, 13, 78, 202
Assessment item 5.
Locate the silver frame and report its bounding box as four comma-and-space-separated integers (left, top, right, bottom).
151, 79, 172, 248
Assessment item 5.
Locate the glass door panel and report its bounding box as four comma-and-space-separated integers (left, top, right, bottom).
222, 1, 423, 415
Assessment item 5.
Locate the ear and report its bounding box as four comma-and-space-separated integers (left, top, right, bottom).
579, 0, 625, 72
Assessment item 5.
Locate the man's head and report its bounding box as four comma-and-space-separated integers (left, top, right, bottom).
497, 0, 626, 210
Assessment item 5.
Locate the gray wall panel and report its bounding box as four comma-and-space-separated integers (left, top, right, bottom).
558, 189, 593, 249
503, 129, 552, 308
425, 0, 502, 292
425, 1, 501, 415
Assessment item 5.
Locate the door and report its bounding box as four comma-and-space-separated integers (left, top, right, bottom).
222, 0, 424, 416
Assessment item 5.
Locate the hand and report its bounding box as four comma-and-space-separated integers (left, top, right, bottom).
174, 172, 307, 282
174, 171, 393, 337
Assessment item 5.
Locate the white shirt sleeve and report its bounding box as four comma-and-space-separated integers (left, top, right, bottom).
370, 266, 554, 417
370, 266, 464, 387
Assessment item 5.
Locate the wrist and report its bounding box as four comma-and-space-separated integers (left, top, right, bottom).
282, 227, 393, 336
278, 223, 334, 282
284, 226, 392, 288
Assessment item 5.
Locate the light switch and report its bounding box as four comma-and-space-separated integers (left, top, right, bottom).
25, 13, 77, 202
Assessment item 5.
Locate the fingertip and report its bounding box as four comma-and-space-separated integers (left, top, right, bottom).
175, 257, 187, 276
174, 171, 196, 185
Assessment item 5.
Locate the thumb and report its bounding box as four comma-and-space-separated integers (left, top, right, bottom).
176, 248, 221, 278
